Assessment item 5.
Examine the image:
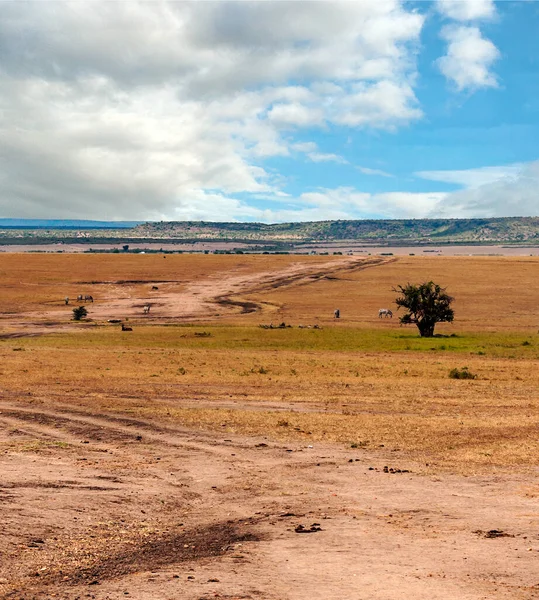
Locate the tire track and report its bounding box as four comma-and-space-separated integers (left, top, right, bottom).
0, 402, 269, 459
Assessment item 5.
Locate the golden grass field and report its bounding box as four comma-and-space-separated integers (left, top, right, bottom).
1, 252, 538, 473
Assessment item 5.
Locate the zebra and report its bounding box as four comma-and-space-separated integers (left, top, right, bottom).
378, 308, 393, 318
143, 304, 151, 314
334, 309, 340, 319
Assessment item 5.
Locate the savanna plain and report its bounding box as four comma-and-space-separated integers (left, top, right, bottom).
1, 253, 538, 600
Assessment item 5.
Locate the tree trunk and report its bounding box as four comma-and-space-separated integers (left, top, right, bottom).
418, 320, 436, 337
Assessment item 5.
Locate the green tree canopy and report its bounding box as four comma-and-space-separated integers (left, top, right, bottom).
394, 281, 454, 337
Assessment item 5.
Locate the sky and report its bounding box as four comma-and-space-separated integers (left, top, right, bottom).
1, 0, 538, 223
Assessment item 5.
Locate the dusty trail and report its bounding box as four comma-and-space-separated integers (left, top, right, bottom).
1, 401, 538, 600
4, 255, 392, 333
88, 255, 392, 322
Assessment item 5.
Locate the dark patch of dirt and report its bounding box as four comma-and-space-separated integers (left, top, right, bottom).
76, 279, 180, 285
475, 529, 515, 539
1, 482, 118, 491
0, 333, 44, 339
216, 298, 260, 314
54, 521, 259, 585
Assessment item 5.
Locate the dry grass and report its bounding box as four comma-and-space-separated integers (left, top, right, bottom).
1, 253, 539, 473
246, 255, 539, 332
0, 252, 337, 314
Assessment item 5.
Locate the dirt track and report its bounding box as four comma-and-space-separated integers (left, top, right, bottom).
1, 401, 539, 600
5, 255, 388, 332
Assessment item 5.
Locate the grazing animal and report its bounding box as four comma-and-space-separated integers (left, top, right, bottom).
334, 309, 340, 319
84, 295, 94, 303
378, 308, 393, 318
64, 297, 69, 305
143, 304, 151, 314
151, 286, 159, 290
121, 323, 133, 331
77, 294, 83, 301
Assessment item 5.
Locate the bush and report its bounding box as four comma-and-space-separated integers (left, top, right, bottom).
72, 306, 88, 321
449, 366, 477, 380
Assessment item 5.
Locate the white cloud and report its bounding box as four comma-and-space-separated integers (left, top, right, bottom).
416, 164, 524, 188
431, 161, 539, 218
437, 25, 500, 91
0, 1, 426, 220
295, 187, 445, 219
370, 192, 447, 218
436, 0, 496, 22
332, 81, 423, 128
307, 153, 348, 164
357, 166, 394, 178
291, 142, 318, 153
267, 103, 325, 128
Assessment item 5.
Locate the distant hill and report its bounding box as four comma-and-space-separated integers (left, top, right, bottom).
0, 217, 538, 247
132, 217, 539, 245
0, 219, 141, 229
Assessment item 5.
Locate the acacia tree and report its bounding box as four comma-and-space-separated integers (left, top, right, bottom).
394, 281, 454, 337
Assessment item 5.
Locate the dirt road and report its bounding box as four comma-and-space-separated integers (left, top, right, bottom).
5, 255, 390, 333
81, 255, 391, 323
1, 401, 538, 600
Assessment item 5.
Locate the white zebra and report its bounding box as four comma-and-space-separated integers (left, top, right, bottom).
378, 308, 393, 318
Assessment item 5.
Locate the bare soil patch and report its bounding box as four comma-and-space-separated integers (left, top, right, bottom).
1, 402, 539, 600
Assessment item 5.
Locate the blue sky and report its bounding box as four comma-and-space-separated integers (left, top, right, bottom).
0, 0, 538, 222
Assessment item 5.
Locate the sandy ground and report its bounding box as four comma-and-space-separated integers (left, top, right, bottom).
1, 256, 539, 599
1, 402, 538, 600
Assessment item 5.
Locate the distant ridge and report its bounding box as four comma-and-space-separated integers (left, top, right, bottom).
133, 217, 539, 244
0, 219, 141, 229
0, 217, 538, 246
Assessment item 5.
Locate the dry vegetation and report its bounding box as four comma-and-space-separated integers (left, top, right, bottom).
1, 253, 538, 472
2, 252, 539, 600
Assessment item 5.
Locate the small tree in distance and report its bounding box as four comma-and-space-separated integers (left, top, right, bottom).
394, 281, 454, 337
72, 306, 88, 321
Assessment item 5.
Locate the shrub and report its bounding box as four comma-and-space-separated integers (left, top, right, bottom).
72, 306, 88, 321
449, 366, 477, 380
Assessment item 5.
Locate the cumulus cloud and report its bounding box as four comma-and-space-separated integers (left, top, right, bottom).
431, 161, 539, 218
332, 81, 423, 128
436, 0, 496, 22
267, 103, 325, 128
0, 1, 425, 220
436, 0, 499, 93
437, 25, 500, 91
